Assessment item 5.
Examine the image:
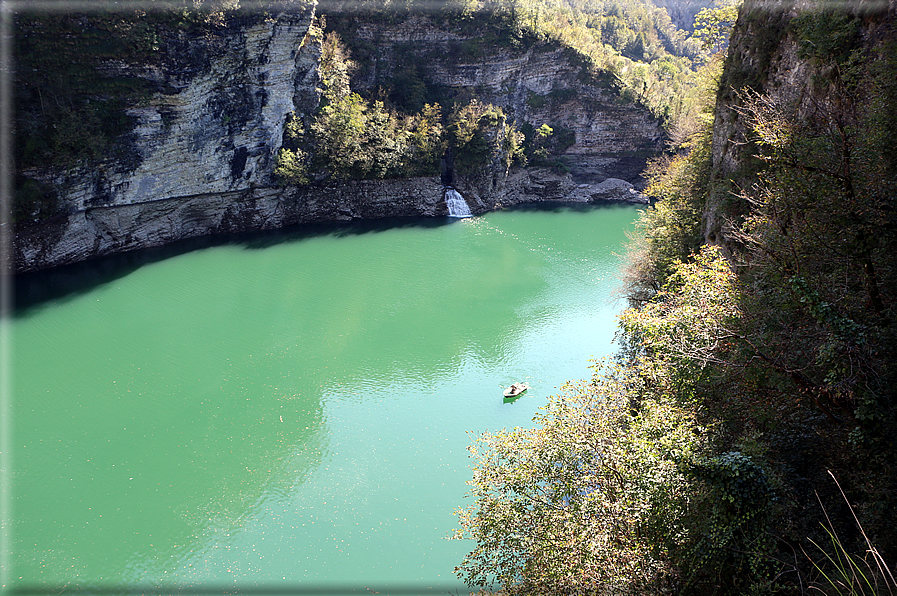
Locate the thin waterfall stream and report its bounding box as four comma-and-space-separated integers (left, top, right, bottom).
445, 188, 472, 217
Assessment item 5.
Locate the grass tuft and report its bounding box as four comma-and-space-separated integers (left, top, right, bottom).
806, 472, 896, 596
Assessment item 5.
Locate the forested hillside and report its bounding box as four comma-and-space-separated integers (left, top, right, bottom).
273, 0, 733, 189
453, 0, 897, 593
317, 0, 729, 123
274, 0, 734, 190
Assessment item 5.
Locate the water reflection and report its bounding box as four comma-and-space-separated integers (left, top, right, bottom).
13, 216, 456, 315
11, 204, 640, 592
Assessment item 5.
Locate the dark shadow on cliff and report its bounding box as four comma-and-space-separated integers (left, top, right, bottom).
12, 215, 458, 315
239, 214, 450, 250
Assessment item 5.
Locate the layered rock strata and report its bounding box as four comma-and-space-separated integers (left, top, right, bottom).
15, 171, 647, 272
344, 17, 665, 182
13, 7, 662, 273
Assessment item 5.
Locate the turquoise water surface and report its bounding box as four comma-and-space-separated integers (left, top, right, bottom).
10, 203, 641, 593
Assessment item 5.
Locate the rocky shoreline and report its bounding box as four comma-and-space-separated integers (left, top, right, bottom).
13, 164, 648, 273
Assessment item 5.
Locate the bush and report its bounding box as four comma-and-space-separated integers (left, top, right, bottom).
273, 148, 309, 186
629, 119, 712, 298
298, 33, 445, 182
453, 363, 703, 595
446, 100, 521, 176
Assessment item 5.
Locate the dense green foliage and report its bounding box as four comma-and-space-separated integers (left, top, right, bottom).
622, 53, 722, 303
690, 1, 738, 54
455, 2, 897, 594
320, 0, 730, 125
274, 30, 520, 185
454, 364, 702, 593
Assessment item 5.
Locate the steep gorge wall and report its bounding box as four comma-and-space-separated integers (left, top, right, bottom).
341, 16, 664, 177
704, 0, 795, 251
704, 0, 897, 251
14, 5, 323, 272
13, 6, 662, 273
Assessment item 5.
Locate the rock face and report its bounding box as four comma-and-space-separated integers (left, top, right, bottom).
13, 7, 664, 273
345, 17, 665, 181
47, 6, 321, 213
15, 170, 647, 271
486, 171, 648, 211
14, 179, 447, 272
703, 1, 796, 253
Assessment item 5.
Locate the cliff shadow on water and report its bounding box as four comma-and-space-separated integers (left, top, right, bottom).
12, 216, 457, 315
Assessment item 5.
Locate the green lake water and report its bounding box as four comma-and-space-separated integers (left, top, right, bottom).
8, 203, 641, 594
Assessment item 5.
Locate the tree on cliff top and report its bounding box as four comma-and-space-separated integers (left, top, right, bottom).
690, 0, 739, 56
310, 33, 449, 180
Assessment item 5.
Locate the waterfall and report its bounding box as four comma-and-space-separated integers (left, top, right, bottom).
445, 188, 472, 218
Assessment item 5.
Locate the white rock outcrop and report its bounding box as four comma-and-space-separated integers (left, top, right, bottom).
57, 7, 320, 212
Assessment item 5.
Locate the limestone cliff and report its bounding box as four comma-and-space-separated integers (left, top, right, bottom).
346, 19, 663, 158
12, 5, 660, 273
14, 5, 322, 272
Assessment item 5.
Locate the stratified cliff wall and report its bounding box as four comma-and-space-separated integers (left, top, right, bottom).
13, 5, 662, 273
14, 5, 323, 272
345, 16, 664, 164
